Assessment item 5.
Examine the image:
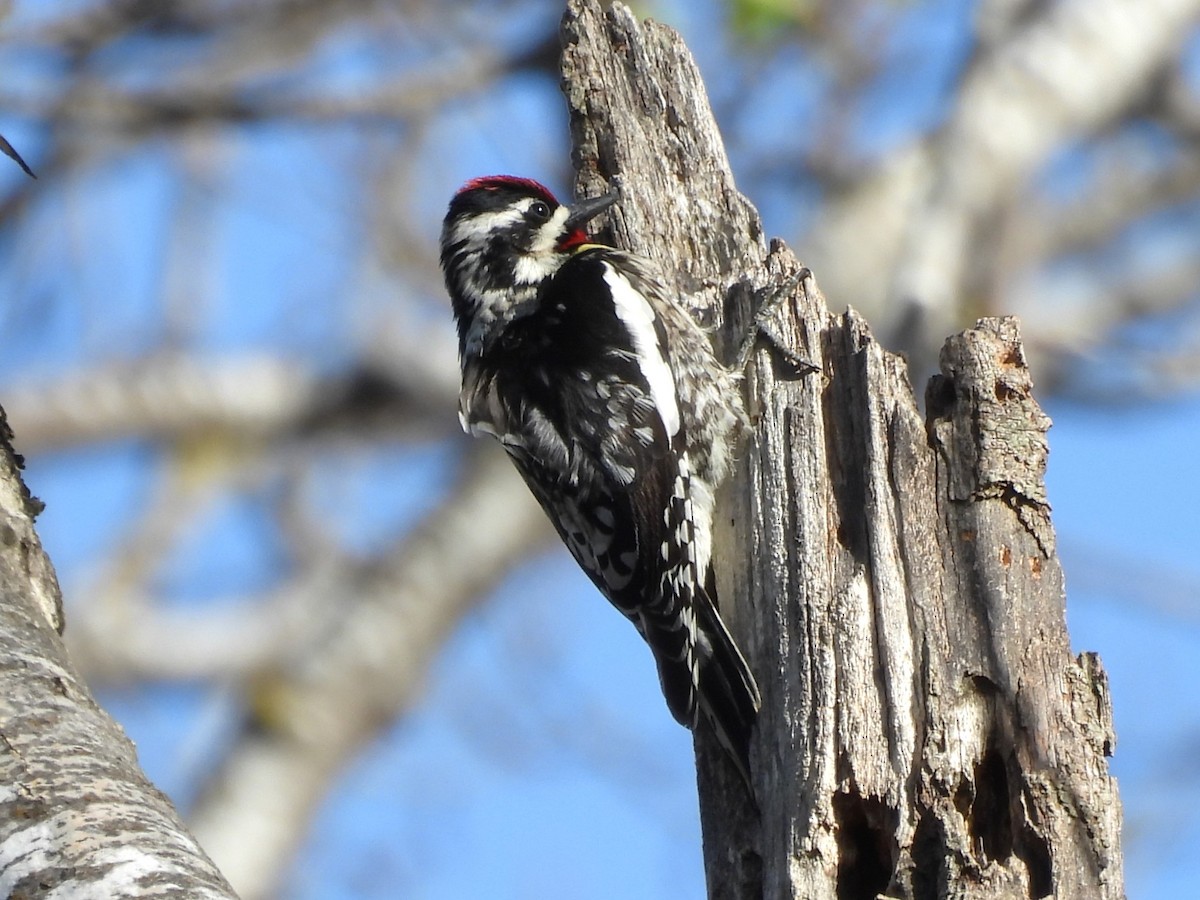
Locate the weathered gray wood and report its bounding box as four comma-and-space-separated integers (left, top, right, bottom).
560, 2, 1123, 898
0, 411, 238, 899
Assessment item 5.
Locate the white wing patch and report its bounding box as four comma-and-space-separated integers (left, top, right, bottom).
601, 263, 681, 439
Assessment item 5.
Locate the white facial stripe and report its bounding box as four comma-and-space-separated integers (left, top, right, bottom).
532, 204, 571, 251
453, 202, 571, 288
513, 205, 571, 285
512, 255, 557, 285
601, 263, 681, 438
451, 207, 523, 246
451, 200, 569, 246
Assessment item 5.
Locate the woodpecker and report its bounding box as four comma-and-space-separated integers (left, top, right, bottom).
440, 175, 760, 784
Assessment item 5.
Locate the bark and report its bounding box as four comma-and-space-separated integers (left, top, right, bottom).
560, 2, 1123, 898
0, 409, 238, 898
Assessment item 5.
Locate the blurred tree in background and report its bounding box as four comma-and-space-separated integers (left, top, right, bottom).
0, 0, 1198, 897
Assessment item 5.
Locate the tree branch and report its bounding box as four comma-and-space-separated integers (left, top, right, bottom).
3, 347, 459, 453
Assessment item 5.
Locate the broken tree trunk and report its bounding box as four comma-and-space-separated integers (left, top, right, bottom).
560, 2, 1123, 898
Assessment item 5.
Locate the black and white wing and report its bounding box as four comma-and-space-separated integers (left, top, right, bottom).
460, 246, 758, 777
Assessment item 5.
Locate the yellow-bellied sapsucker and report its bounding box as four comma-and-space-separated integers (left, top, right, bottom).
440, 175, 759, 784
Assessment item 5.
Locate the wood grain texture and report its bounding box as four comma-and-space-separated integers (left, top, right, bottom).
561, 2, 1123, 897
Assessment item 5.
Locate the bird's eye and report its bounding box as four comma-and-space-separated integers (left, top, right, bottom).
529, 200, 552, 221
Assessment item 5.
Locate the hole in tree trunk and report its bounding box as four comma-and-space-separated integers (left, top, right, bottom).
970, 748, 1014, 861
1018, 826, 1053, 899
834, 791, 897, 900
967, 745, 1055, 898
911, 810, 947, 900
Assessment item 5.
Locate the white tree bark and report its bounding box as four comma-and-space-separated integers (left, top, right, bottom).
0, 410, 238, 898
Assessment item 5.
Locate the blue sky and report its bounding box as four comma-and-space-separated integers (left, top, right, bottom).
1048, 396, 1200, 899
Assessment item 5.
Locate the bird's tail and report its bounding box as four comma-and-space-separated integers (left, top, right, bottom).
650, 579, 760, 790
693, 587, 760, 788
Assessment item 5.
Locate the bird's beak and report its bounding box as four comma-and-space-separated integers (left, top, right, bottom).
564, 188, 619, 230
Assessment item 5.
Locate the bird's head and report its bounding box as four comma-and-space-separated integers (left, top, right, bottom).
440, 175, 618, 357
